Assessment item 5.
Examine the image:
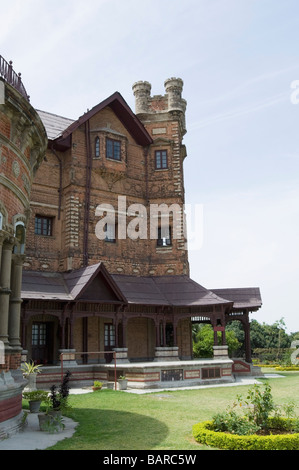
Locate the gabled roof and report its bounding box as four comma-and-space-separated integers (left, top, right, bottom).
22, 263, 126, 304
21, 264, 262, 312
63, 262, 127, 303
54, 92, 153, 148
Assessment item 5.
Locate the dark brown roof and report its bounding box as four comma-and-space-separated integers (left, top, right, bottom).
63, 262, 126, 303
22, 263, 126, 304
211, 288, 262, 311
21, 271, 72, 301
54, 92, 153, 148
111, 274, 232, 307
21, 264, 262, 312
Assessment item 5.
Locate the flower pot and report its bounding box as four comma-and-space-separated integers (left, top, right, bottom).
24, 373, 37, 392
118, 379, 128, 390
38, 412, 64, 432
48, 409, 62, 419
29, 400, 42, 413
38, 413, 50, 431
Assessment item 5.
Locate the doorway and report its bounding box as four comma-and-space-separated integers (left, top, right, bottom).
104, 323, 115, 363
31, 322, 53, 364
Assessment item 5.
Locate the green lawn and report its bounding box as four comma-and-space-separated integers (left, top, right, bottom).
41, 369, 299, 450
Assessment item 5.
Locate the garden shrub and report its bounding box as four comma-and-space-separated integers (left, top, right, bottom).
193, 383, 299, 450
192, 420, 299, 450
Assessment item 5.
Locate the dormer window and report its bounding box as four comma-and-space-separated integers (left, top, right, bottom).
106, 138, 121, 161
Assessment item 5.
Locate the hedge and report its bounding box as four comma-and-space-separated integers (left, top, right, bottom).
192, 419, 299, 450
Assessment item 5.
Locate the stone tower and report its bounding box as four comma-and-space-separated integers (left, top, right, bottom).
132, 78, 189, 275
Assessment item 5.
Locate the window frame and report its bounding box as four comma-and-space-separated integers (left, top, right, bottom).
95, 136, 100, 158
104, 222, 116, 243
155, 150, 168, 170
106, 137, 121, 161
157, 226, 172, 247
34, 215, 53, 237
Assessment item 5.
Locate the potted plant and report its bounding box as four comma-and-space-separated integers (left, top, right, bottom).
22, 390, 49, 413
49, 370, 71, 416
38, 371, 71, 432
118, 375, 128, 390
21, 361, 42, 391
92, 380, 103, 391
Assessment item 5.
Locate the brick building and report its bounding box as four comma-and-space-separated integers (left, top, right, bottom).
18, 77, 262, 389
0, 57, 47, 436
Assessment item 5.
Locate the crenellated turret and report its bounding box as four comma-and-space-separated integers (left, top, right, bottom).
132, 77, 187, 134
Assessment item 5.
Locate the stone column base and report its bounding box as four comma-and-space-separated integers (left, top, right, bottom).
213, 345, 229, 359
113, 348, 129, 363
154, 347, 179, 362
58, 349, 77, 367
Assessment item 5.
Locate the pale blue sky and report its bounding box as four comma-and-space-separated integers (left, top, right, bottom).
1, 0, 299, 332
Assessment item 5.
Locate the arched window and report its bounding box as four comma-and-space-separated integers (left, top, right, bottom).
14, 222, 25, 254
95, 137, 100, 158
0, 212, 3, 230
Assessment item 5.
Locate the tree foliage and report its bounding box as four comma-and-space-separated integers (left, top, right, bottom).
192, 317, 298, 360
192, 324, 240, 358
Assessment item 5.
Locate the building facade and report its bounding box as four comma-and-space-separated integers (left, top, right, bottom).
18, 78, 262, 389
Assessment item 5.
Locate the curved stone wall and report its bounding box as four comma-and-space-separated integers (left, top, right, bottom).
0, 76, 47, 437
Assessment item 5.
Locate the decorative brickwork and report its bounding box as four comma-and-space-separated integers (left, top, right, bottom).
0, 69, 47, 436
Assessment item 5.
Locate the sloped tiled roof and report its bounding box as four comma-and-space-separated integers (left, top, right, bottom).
21, 270, 72, 301
211, 287, 262, 311
36, 109, 75, 140
112, 274, 231, 307
21, 264, 262, 311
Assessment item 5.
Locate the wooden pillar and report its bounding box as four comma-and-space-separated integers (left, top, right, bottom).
173, 319, 178, 347
69, 312, 74, 350
243, 311, 252, 363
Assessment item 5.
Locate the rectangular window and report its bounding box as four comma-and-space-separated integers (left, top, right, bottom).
95, 137, 100, 158
104, 223, 116, 243
157, 226, 172, 247
35, 216, 53, 236
104, 324, 115, 348
202, 368, 221, 379
155, 150, 168, 169
106, 138, 121, 161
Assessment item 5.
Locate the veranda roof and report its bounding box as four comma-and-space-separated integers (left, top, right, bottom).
21, 263, 262, 311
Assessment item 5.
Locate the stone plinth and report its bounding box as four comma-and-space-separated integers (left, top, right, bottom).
213, 345, 229, 359
58, 349, 77, 367
154, 347, 179, 362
